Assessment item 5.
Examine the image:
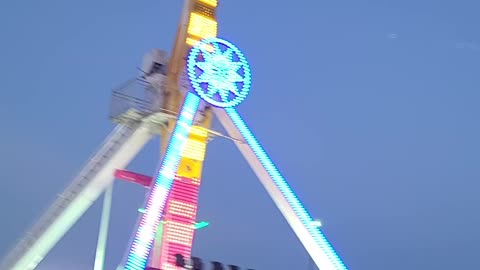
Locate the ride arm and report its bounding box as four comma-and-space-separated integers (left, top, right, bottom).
214, 107, 348, 270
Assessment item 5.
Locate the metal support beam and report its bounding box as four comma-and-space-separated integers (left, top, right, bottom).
94, 184, 114, 270
214, 107, 348, 270
0, 123, 154, 270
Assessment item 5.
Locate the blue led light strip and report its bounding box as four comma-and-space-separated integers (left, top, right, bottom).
124, 93, 201, 270
224, 107, 348, 270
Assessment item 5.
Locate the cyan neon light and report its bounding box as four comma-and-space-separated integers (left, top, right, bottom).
187, 37, 251, 108
224, 107, 348, 270
124, 92, 201, 270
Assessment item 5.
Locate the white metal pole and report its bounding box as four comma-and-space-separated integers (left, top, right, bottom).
94, 184, 114, 270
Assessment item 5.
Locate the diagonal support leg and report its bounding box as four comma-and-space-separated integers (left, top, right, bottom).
0, 123, 154, 270
214, 107, 348, 270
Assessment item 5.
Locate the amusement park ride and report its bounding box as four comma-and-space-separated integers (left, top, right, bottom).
0, 1, 348, 270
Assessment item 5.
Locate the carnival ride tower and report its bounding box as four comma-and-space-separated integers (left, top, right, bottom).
141, 1, 218, 268
122, 35, 349, 270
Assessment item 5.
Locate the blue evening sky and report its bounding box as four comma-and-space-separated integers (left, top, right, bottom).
0, 1, 479, 269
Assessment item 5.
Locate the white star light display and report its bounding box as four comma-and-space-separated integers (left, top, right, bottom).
187, 37, 251, 108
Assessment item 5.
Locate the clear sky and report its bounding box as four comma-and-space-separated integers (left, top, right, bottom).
0, 0, 479, 269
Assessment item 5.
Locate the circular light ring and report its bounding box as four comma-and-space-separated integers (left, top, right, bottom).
187, 37, 251, 108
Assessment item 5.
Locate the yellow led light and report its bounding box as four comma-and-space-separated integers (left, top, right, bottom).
186, 37, 200, 47
163, 264, 180, 270
190, 126, 209, 137
182, 139, 206, 160
167, 221, 194, 231
175, 174, 200, 184
187, 12, 217, 39
191, 177, 201, 186
180, 126, 208, 161
168, 234, 192, 242
169, 200, 196, 218
165, 229, 192, 237
186, 37, 215, 52
198, 0, 218, 7
164, 222, 194, 245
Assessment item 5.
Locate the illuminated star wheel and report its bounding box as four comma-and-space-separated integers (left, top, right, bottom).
187, 37, 251, 108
